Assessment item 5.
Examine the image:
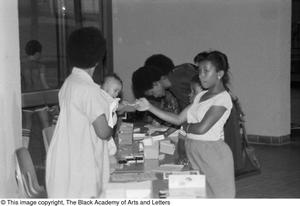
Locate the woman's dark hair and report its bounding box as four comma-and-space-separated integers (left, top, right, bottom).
132, 65, 164, 98
25, 40, 42, 56
191, 74, 201, 85
144, 54, 175, 75
67, 27, 106, 69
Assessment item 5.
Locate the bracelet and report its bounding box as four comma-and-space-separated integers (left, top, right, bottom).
186, 124, 190, 133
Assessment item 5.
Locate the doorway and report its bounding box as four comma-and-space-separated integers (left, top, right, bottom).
291, 0, 300, 140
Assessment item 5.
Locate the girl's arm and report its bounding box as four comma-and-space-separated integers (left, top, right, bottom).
136, 98, 190, 125
185, 105, 227, 135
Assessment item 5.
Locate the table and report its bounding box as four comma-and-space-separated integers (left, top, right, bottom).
108, 121, 206, 199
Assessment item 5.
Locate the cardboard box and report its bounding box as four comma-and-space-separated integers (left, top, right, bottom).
160, 140, 175, 155
104, 181, 152, 198
133, 133, 147, 141
142, 137, 153, 146
143, 140, 159, 159
118, 132, 132, 145
168, 174, 206, 198
151, 134, 165, 141
144, 159, 159, 171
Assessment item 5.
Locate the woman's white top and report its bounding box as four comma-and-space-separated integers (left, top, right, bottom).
186, 90, 232, 141
46, 68, 110, 198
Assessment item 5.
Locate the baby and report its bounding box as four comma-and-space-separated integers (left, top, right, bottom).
101, 73, 123, 156
101, 73, 138, 156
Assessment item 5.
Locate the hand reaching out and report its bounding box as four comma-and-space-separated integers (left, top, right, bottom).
135, 98, 151, 111
182, 122, 189, 132
117, 100, 137, 114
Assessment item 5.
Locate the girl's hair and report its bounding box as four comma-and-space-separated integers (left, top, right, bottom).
193, 51, 208, 64
197, 50, 230, 91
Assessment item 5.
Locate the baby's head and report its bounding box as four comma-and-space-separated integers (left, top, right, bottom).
189, 75, 203, 103
102, 73, 123, 98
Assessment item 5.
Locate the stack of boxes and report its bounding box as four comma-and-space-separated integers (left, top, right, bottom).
143, 137, 159, 159
114, 122, 206, 198
118, 122, 134, 145
140, 133, 176, 159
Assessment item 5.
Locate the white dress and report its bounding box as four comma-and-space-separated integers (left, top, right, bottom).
46, 68, 110, 198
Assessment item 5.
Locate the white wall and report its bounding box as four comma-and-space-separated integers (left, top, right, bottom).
113, 0, 291, 137
0, 0, 22, 197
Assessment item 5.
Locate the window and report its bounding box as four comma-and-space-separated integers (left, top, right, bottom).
19, 0, 113, 108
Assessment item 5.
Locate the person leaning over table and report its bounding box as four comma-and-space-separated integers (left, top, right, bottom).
132, 58, 197, 164
142, 54, 196, 112
46, 27, 113, 198
135, 50, 235, 198
143, 54, 180, 127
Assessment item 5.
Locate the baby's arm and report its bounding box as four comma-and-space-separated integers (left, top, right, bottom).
117, 100, 136, 114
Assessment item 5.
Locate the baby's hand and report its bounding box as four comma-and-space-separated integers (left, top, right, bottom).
122, 100, 138, 107
135, 98, 150, 111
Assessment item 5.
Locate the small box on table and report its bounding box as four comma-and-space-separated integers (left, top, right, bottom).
118, 132, 133, 145
143, 138, 159, 159
168, 174, 206, 198
103, 181, 152, 198
159, 140, 175, 155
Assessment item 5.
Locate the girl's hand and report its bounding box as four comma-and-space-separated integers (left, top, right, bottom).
182, 122, 189, 132
135, 98, 151, 111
